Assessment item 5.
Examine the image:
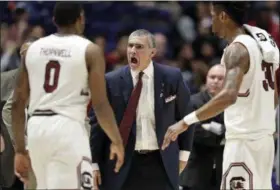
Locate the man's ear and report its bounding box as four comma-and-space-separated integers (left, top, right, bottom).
151, 48, 157, 58
220, 11, 229, 23
52, 17, 59, 28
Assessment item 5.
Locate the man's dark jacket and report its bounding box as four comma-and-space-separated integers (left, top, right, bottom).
89, 63, 195, 190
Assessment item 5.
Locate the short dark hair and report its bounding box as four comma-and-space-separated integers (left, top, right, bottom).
212, 2, 250, 25
53, 2, 83, 27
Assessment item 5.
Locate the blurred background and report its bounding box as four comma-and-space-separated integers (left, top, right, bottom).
0, 1, 279, 189
1, 1, 279, 94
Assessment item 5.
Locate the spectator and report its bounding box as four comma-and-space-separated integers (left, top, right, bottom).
29, 25, 45, 39
190, 58, 209, 92
106, 32, 129, 70
180, 64, 226, 190
153, 33, 173, 65
248, 3, 280, 46
92, 35, 107, 53
7, 4, 29, 45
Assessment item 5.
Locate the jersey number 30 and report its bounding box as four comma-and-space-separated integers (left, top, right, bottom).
256, 33, 276, 91
43, 60, 60, 93
262, 62, 274, 91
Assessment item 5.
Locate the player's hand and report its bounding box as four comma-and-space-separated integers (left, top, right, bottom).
162, 120, 189, 150
93, 170, 101, 190
110, 142, 124, 173
14, 151, 30, 184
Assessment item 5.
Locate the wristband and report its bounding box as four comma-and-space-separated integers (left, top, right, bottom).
183, 111, 199, 125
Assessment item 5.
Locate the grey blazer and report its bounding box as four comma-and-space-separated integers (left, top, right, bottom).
2, 91, 14, 143
1, 69, 18, 102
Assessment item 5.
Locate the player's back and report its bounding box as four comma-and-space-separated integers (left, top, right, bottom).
25, 34, 91, 123
222, 33, 278, 140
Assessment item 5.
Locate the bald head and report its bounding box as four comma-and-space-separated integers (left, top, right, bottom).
208, 64, 225, 75
206, 64, 225, 96
129, 29, 156, 48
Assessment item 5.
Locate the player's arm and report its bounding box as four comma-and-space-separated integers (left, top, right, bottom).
162, 43, 249, 148
191, 43, 249, 121
86, 43, 122, 145
11, 44, 30, 153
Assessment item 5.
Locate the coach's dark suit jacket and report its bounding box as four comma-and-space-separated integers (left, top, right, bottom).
90, 62, 194, 190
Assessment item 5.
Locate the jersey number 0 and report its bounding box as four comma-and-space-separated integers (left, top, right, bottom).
43, 60, 60, 93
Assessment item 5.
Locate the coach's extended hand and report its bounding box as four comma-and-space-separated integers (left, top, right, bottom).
110, 142, 124, 173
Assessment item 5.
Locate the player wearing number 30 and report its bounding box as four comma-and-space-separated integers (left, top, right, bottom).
162, 2, 279, 190
11, 2, 124, 189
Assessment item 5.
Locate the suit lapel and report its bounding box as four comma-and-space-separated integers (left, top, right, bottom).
154, 63, 165, 142
120, 66, 133, 103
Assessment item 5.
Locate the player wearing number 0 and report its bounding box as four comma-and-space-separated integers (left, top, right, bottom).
162, 2, 280, 190
12, 2, 124, 189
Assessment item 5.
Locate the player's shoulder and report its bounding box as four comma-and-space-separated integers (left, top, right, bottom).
233, 34, 256, 46
72, 35, 92, 44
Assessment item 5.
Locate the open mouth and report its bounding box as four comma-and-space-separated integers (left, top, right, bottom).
130, 57, 138, 64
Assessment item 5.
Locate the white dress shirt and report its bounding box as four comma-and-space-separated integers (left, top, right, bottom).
92, 62, 190, 171
131, 61, 158, 151
131, 62, 190, 161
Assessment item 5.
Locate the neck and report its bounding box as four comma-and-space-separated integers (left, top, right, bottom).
131, 61, 151, 72
57, 27, 78, 36
224, 25, 245, 44
142, 61, 152, 71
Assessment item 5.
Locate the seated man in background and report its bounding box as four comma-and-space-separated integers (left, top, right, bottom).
1, 37, 38, 190
180, 64, 226, 190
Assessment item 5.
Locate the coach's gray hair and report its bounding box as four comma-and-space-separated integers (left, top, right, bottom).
129, 29, 156, 48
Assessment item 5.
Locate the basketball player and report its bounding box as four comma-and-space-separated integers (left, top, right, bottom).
162, 2, 279, 189
12, 2, 124, 189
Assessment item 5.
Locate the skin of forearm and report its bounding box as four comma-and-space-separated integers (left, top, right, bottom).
93, 102, 122, 144
12, 101, 26, 153
196, 89, 236, 121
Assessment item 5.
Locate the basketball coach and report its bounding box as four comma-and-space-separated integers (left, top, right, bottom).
89, 29, 194, 190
